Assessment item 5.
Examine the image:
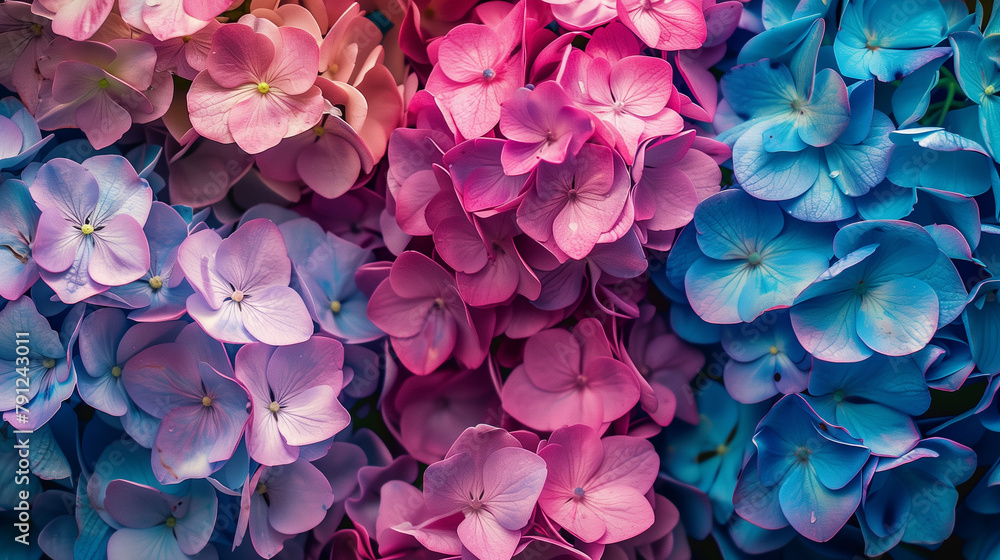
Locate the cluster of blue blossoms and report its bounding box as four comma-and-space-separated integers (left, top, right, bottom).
653, 0, 1000, 557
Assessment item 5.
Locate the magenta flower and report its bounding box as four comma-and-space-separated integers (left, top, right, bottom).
176, 218, 313, 346
499, 82, 595, 176
416, 425, 547, 560
30, 156, 152, 304
433, 211, 541, 307
560, 51, 681, 162
236, 336, 351, 466
35, 38, 174, 149
122, 323, 250, 483
501, 318, 641, 431
616, 0, 707, 51
538, 424, 659, 544
187, 15, 325, 154
367, 251, 493, 374
516, 143, 632, 260
424, 16, 524, 138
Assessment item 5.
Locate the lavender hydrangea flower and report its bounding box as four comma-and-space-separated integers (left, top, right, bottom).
29, 155, 152, 304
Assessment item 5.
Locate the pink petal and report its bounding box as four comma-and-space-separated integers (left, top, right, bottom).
611, 56, 672, 117
206, 22, 275, 87
89, 214, 150, 286
215, 218, 291, 291
266, 25, 321, 95
437, 24, 506, 83
187, 73, 254, 145
457, 511, 521, 560
239, 285, 313, 346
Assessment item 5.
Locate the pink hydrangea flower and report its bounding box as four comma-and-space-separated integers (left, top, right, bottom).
538, 424, 659, 543
0, 1, 56, 113
366, 251, 494, 374
559, 50, 682, 163
501, 318, 641, 431
543, 0, 617, 30
35, 38, 174, 149
140, 18, 220, 80
31, 0, 112, 40
187, 15, 325, 154
516, 143, 632, 260
119, 0, 232, 40
616, 0, 707, 51
499, 82, 595, 176
403, 425, 547, 560
424, 6, 524, 138
176, 218, 313, 346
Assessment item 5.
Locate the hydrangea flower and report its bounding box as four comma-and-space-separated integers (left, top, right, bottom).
187, 16, 325, 154
235, 336, 350, 466
886, 125, 997, 197
122, 323, 251, 483
0, 296, 80, 430
119, 0, 231, 41
30, 156, 152, 304
0, 97, 52, 171
0, 178, 40, 300
734, 394, 872, 542
790, 220, 966, 362
501, 318, 640, 431
0, 2, 56, 112
367, 251, 492, 374
406, 425, 546, 560
804, 355, 930, 457
949, 30, 1000, 158
516, 143, 632, 260
720, 310, 810, 403
683, 189, 835, 324
834, 0, 953, 82
424, 10, 524, 138
35, 38, 174, 149
498, 82, 594, 176
616, 0, 707, 51
537, 424, 658, 543
856, 438, 975, 556
104, 478, 217, 560
235, 459, 334, 559
86, 202, 194, 322
177, 218, 313, 346
279, 218, 383, 343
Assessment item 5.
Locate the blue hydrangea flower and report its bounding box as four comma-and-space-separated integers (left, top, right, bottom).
735, 80, 895, 222
0, 297, 82, 430
760, 0, 834, 30
856, 438, 976, 556
653, 229, 723, 344
660, 381, 768, 524
834, 0, 953, 82
804, 355, 930, 457
0, 97, 52, 171
917, 324, 975, 391
684, 189, 835, 324
887, 125, 999, 198
0, 178, 40, 300
790, 220, 966, 362
734, 394, 873, 542
721, 310, 810, 403
280, 217, 383, 344
950, 30, 1000, 158
720, 18, 850, 153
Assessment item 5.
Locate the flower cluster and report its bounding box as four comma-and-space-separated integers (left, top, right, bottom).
3, 0, 1000, 559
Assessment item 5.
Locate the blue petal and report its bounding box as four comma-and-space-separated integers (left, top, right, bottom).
694, 189, 784, 260
963, 279, 1000, 375
856, 181, 917, 220
778, 465, 863, 542
856, 276, 938, 356
733, 453, 789, 530
892, 58, 946, 127
837, 401, 920, 456
685, 257, 751, 324
735, 126, 821, 200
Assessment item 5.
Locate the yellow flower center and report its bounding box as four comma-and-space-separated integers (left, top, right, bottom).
111, 366, 122, 378
256, 482, 267, 495
715, 444, 728, 455
231, 290, 244, 303
30, 24, 43, 36
330, 300, 342, 313
313, 125, 326, 137
769, 346, 779, 355
149, 276, 163, 290
181, 35, 191, 43
257, 82, 270, 94
202, 396, 212, 407
986, 85, 997, 96
268, 401, 280, 413
97, 78, 109, 89
81, 224, 95, 235
43, 358, 56, 369
165, 517, 176, 528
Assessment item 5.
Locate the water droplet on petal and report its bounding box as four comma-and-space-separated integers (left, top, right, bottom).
810, 511, 816, 524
